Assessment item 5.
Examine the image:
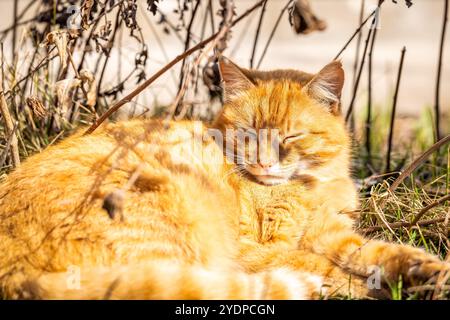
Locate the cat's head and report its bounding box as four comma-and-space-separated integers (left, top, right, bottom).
214, 57, 351, 186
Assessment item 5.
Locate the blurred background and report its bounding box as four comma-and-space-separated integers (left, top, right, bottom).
0, 0, 449, 172
1, 0, 449, 114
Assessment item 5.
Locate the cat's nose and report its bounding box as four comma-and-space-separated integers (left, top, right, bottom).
258, 160, 276, 169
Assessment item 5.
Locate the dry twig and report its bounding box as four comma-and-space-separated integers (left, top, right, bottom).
84, 0, 268, 135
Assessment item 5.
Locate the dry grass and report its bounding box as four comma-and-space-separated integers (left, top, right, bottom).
0, 0, 449, 300
350, 112, 450, 299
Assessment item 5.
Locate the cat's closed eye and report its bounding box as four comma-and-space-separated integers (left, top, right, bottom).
282, 133, 306, 144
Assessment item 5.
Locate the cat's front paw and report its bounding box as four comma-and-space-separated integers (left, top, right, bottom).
257, 203, 298, 243
258, 208, 281, 243
393, 248, 450, 285
406, 256, 450, 284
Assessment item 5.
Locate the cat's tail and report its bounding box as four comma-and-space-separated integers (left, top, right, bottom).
18, 260, 323, 299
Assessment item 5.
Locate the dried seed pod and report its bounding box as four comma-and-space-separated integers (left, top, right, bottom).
147, 0, 161, 15
80, 0, 94, 30
203, 56, 222, 99
54, 78, 82, 117
26, 96, 47, 119
79, 69, 97, 108
41, 30, 69, 71
102, 189, 125, 222
289, 0, 327, 35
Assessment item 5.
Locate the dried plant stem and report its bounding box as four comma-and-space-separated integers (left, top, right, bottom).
250, 0, 268, 68
139, 2, 177, 86
257, 0, 292, 69
208, 0, 216, 34
353, 0, 365, 87
345, 26, 373, 123
333, 10, 376, 60
360, 217, 446, 234
0, 68, 20, 168
175, 0, 234, 120
0, 0, 35, 38
12, 0, 18, 57
5, 49, 57, 100
350, 0, 365, 132
77, 4, 108, 73
178, 0, 202, 91
388, 134, 450, 193
434, 0, 449, 142
85, 0, 267, 135
97, 7, 122, 97
366, 1, 381, 165
170, 0, 235, 119
410, 194, 450, 227
385, 47, 406, 173
0, 122, 18, 168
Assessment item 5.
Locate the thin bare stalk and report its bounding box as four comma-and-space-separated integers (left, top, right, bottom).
345, 26, 373, 123
360, 217, 446, 234
178, 0, 202, 91
385, 47, 406, 173
0, 0, 35, 37
257, 0, 292, 69
250, 0, 268, 68
169, 0, 234, 121
97, 7, 123, 97
0, 50, 20, 168
85, 0, 268, 135
410, 194, 450, 227
5, 49, 57, 100
353, 0, 365, 87
208, 0, 216, 34
366, 1, 382, 165
139, 2, 177, 87
350, 0, 365, 132
434, 0, 448, 142
12, 0, 18, 58
333, 10, 376, 60
0, 122, 18, 168
388, 135, 450, 193
76, 4, 108, 73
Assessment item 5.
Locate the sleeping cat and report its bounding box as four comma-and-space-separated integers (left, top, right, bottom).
0, 58, 448, 299
215, 58, 450, 298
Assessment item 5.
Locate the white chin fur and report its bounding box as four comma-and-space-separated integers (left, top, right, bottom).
254, 175, 289, 185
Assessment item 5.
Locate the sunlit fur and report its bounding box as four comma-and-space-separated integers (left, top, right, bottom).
216, 58, 449, 297
215, 79, 350, 186
0, 120, 323, 299
0, 60, 448, 300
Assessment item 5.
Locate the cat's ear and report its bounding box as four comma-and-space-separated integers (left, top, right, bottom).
218, 57, 255, 102
303, 61, 344, 115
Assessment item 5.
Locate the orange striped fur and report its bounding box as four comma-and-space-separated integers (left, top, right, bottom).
0, 58, 448, 299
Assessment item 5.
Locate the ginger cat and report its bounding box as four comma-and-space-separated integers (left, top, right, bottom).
215, 58, 450, 298
0, 58, 448, 299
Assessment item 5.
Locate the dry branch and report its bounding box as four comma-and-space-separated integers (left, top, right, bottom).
410, 194, 450, 227
385, 47, 406, 173
250, 0, 268, 68
345, 26, 373, 123
360, 217, 446, 234
333, 10, 377, 60
84, 0, 268, 135
388, 135, 450, 193
170, 0, 235, 120
349, 0, 365, 132
0, 57, 20, 168
434, 0, 449, 142
257, 0, 293, 69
